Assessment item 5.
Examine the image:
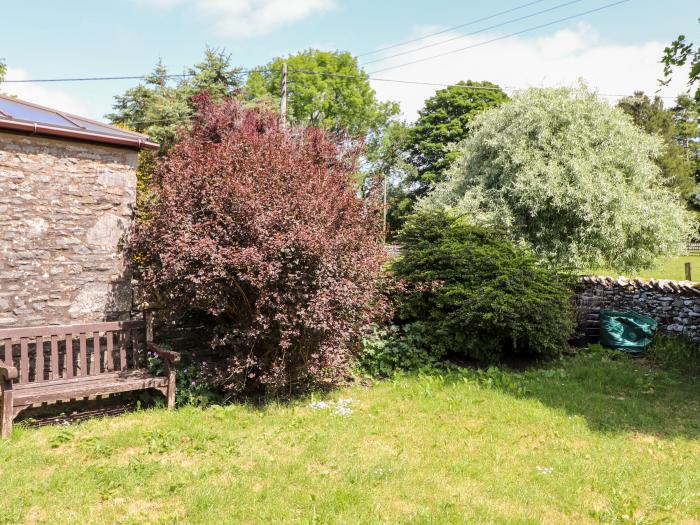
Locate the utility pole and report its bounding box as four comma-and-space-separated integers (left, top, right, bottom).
280, 63, 288, 127
383, 173, 388, 243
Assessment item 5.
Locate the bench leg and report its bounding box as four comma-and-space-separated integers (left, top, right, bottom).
1, 387, 13, 439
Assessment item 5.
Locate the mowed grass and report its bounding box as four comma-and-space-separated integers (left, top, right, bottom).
591, 254, 700, 281
2, 350, 700, 524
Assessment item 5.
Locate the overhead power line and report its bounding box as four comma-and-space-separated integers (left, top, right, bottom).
369, 0, 631, 74
0, 67, 677, 106
362, 0, 587, 67
287, 69, 678, 99
358, 0, 550, 58
0, 69, 265, 84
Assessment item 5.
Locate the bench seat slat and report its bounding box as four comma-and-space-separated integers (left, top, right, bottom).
13, 370, 167, 405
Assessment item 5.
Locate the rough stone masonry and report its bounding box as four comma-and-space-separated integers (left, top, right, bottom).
0, 132, 138, 327
577, 275, 700, 342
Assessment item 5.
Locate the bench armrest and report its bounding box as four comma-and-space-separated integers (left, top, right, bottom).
147, 343, 181, 364
0, 359, 18, 381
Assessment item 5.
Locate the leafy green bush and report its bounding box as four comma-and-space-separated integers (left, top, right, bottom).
147, 350, 219, 407
647, 334, 700, 376
392, 210, 575, 361
357, 324, 442, 378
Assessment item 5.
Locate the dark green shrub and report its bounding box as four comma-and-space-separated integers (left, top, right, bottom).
391, 210, 575, 361
358, 324, 443, 378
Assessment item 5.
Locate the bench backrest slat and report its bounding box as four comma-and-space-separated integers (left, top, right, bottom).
106, 331, 114, 372
3, 339, 11, 364
79, 333, 88, 377
65, 334, 74, 379
50, 335, 59, 381
119, 331, 127, 371
91, 332, 100, 375
1, 320, 146, 384
20, 338, 29, 383
35, 336, 44, 382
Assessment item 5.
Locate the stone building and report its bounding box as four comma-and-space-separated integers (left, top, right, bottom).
0, 95, 158, 327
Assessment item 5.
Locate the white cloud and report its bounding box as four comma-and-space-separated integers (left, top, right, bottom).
366, 23, 692, 121
2, 67, 93, 117
134, 0, 336, 37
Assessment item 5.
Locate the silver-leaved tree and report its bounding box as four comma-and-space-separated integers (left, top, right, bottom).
421, 85, 695, 272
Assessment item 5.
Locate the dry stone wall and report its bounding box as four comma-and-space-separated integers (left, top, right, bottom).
0, 131, 138, 327
577, 276, 700, 341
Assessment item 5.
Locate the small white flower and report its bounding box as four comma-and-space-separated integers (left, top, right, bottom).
333, 405, 352, 417
309, 401, 330, 410
535, 465, 554, 474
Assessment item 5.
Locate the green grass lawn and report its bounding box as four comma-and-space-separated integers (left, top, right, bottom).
591, 254, 700, 281
2, 350, 700, 524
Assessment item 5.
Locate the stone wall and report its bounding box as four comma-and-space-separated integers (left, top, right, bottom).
0, 131, 138, 327
577, 276, 700, 341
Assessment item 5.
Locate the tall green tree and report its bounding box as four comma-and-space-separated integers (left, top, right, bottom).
362, 120, 417, 238
422, 86, 695, 272
672, 94, 700, 186
660, 18, 700, 102
108, 48, 243, 150
245, 49, 398, 137
108, 48, 243, 215
0, 59, 6, 83
407, 81, 508, 198
617, 92, 696, 202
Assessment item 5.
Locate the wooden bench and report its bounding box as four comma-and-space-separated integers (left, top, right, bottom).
0, 315, 179, 438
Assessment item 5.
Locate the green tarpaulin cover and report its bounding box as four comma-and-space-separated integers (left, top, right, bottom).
599, 309, 657, 355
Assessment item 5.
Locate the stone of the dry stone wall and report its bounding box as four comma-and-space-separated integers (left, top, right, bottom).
0, 131, 138, 327
577, 276, 700, 342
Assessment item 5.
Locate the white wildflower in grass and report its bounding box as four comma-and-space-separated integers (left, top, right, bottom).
333, 405, 352, 417
333, 398, 353, 417
536, 465, 554, 475
309, 398, 354, 417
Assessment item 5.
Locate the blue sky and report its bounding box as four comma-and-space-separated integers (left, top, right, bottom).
1, 0, 698, 121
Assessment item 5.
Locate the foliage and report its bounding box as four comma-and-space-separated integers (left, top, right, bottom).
672, 94, 700, 192
392, 210, 575, 361
108, 47, 243, 150
245, 49, 399, 137
129, 94, 388, 394
357, 324, 442, 378
146, 350, 218, 407
617, 91, 697, 202
647, 333, 700, 376
108, 48, 244, 217
108, 49, 241, 149
0, 58, 5, 83
407, 80, 508, 198
422, 85, 696, 272
660, 18, 700, 102
361, 120, 417, 238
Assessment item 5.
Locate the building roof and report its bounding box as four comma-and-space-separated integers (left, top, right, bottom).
0, 94, 159, 150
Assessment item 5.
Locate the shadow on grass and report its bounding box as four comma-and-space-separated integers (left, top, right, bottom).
448, 348, 700, 439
